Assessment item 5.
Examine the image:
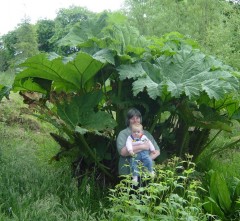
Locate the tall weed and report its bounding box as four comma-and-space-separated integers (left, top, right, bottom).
105, 155, 210, 221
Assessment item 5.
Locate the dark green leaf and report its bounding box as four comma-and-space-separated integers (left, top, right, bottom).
57, 91, 117, 131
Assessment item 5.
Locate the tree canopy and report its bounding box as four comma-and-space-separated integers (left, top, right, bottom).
123, 0, 240, 70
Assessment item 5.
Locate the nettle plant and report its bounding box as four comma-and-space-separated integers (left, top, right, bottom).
105, 155, 210, 221
12, 13, 240, 180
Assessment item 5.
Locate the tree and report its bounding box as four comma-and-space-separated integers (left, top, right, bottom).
13, 18, 39, 64
1, 30, 18, 68
49, 6, 94, 55
0, 40, 11, 71
0, 19, 39, 70
36, 19, 55, 52
0, 18, 39, 98
204, 2, 240, 70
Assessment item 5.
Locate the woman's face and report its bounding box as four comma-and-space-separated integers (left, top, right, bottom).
129, 115, 141, 127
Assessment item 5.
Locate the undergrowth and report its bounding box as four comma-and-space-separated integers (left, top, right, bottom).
197, 120, 240, 181
1, 93, 240, 220
104, 155, 211, 221
0, 93, 107, 220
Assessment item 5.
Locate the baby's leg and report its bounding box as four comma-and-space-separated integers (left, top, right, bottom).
142, 154, 153, 172
130, 155, 140, 183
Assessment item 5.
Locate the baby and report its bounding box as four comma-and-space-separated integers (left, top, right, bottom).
126, 123, 156, 182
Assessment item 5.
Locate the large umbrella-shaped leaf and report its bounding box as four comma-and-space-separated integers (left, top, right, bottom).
58, 12, 150, 60
14, 50, 114, 93
56, 91, 117, 131
118, 46, 239, 101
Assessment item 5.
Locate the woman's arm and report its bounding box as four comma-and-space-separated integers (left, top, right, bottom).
120, 141, 150, 157
150, 149, 160, 160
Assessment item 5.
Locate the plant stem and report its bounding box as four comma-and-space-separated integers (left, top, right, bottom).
75, 133, 112, 178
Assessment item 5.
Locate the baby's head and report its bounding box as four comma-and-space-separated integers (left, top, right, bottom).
131, 123, 143, 138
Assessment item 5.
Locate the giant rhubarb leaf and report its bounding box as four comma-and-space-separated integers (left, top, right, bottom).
14, 50, 114, 93
118, 46, 239, 101
56, 91, 117, 131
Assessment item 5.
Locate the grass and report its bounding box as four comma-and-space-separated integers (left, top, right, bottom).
197, 120, 240, 184
0, 93, 107, 220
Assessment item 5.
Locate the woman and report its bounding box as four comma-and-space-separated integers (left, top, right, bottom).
116, 108, 160, 176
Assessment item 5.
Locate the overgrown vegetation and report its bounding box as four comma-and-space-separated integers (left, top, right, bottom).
123, 0, 240, 70
192, 118, 240, 221
105, 155, 210, 220
10, 14, 239, 180
1, 94, 240, 220
0, 1, 240, 220
0, 94, 107, 220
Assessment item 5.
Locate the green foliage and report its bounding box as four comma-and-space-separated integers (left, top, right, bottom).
118, 33, 239, 157
0, 85, 11, 102
14, 50, 109, 93
36, 19, 55, 52
0, 70, 15, 102
105, 155, 209, 220
0, 47, 11, 72
0, 31, 18, 71
13, 19, 39, 65
119, 45, 239, 101
59, 12, 149, 60
12, 48, 118, 178
1, 30, 18, 57
0, 131, 106, 220
0, 19, 39, 69
56, 91, 116, 131
11, 14, 240, 177
196, 120, 240, 220
203, 170, 240, 220
123, 0, 240, 70
57, 13, 110, 48
49, 6, 95, 55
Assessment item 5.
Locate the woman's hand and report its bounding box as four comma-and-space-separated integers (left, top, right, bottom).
150, 150, 160, 160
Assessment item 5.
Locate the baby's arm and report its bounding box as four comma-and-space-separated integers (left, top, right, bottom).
126, 136, 135, 156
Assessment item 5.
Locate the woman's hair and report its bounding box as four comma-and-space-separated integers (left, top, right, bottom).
126, 108, 142, 126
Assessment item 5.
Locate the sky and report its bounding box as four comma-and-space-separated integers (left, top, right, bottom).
0, 0, 124, 35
